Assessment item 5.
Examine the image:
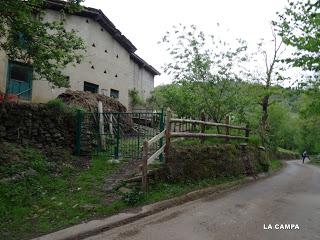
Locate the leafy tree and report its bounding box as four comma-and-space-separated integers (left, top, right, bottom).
159, 24, 248, 122
273, 0, 320, 72
246, 28, 288, 148
0, 0, 85, 88
128, 89, 145, 108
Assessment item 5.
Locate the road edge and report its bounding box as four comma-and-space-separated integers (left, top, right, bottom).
33, 162, 285, 240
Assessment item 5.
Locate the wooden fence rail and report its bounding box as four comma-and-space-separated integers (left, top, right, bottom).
170, 118, 249, 131
140, 108, 250, 192
141, 130, 166, 192
170, 132, 249, 140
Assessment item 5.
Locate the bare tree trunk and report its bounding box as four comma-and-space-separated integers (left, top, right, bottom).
260, 95, 270, 147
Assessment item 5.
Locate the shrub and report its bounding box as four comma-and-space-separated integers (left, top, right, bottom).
47, 99, 85, 114
122, 190, 145, 206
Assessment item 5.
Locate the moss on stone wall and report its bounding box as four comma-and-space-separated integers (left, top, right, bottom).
165, 143, 269, 181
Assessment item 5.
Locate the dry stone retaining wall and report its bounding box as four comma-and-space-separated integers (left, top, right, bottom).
0, 103, 75, 152
165, 143, 269, 181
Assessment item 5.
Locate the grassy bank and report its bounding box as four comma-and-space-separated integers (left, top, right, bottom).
0, 142, 283, 240
269, 159, 283, 172
308, 155, 320, 166
0, 144, 126, 240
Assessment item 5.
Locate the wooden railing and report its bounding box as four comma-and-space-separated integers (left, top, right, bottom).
141, 130, 166, 192
140, 108, 250, 192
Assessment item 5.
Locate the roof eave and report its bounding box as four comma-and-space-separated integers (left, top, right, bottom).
45, 0, 137, 53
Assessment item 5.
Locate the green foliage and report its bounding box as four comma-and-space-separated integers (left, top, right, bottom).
47, 98, 85, 114
273, 0, 320, 72
248, 135, 261, 146
0, 0, 86, 88
128, 89, 145, 107
121, 190, 145, 206
269, 159, 282, 172
157, 24, 249, 121
0, 148, 124, 240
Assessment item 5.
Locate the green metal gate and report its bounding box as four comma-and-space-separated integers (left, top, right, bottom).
75, 110, 165, 160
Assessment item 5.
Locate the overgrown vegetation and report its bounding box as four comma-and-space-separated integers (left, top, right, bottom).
308, 155, 320, 166
0, 141, 267, 239
0, 142, 124, 240
128, 89, 145, 108
122, 176, 245, 207
269, 159, 283, 172
46, 98, 85, 115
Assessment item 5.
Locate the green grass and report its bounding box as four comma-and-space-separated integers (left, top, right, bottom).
0, 143, 246, 239
269, 159, 283, 171
0, 148, 125, 240
308, 155, 320, 166
0, 141, 281, 240
144, 176, 245, 204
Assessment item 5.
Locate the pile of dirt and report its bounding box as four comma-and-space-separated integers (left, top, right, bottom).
58, 90, 127, 112
58, 90, 134, 132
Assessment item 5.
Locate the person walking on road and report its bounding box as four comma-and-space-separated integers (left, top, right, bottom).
302, 150, 309, 164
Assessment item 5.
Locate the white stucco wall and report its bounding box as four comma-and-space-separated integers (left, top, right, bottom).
0, 9, 156, 108
131, 61, 154, 100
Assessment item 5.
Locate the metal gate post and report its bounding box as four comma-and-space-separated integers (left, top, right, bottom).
75, 109, 83, 156
159, 108, 164, 162
115, 113, 120, 159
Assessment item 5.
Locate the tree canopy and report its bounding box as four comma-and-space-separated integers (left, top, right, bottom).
0, 0, 86, 88
273, 0, 320, 72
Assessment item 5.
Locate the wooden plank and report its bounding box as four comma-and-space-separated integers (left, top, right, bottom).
245, 123, 250, 142
98, 101, 106, 150
170, 118, 248, 131
164, 108, 172, 158
141, 141, 149, 193
147, 130, 165, 145
147, 145, 166, 165
225, 115, 230, 143
200, 111, 205, 144
171, 132, 249, 140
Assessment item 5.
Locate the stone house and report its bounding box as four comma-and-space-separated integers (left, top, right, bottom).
0, 0, 160, 108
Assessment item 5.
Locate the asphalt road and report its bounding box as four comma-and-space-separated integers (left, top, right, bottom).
87, 160, 320, 240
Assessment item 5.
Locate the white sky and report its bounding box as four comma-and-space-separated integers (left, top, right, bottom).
84, 0, 289, 86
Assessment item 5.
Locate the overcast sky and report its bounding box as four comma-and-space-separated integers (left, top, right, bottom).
84, 0, 289, 86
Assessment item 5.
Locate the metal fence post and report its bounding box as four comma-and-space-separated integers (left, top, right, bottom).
75, 109, 83, 156
159, 108, 164, 162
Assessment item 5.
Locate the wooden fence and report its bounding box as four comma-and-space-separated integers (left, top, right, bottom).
140, 108, 250, 192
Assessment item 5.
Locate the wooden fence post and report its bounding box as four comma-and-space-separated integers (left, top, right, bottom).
109, 113, 114, 140
225, 115, 230, 143
98, 101, 106, 150
164, 108, 172, 159
245, 123, 250, 143
141, 140, 149, 192
200, 111, 205, 144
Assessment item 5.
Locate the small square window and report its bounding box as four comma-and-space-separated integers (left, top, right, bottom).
11, 65, 29, 82
110, 89, 119, 99
84, 81, 99, 94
